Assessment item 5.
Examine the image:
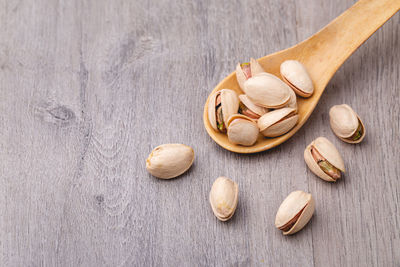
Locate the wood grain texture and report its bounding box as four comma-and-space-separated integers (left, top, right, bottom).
0, 0, 398, 266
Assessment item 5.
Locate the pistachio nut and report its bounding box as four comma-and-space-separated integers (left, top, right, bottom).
304, 137, 345, 182
226, 114, 259, 146
146, 144, 194, 179
238, 94, 268, 120
236, 58, 265, 90
329, 104, 365, 143
285, 87, 298, 111
243, 73, 291, 109
275, 190, 315, 235
257, 107, 298, 137
280, 60, 314, 97
208, 89, 239, 133
209, 176, 239, 221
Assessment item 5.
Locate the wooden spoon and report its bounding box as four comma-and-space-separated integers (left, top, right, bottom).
203, 0, 399, 153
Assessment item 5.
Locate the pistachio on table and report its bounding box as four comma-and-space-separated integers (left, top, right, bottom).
280, 60, 314, 97
226, 114, 259, 146
209, 176, 239, 221
329, 104, 365, 143
238, 94, 268, 120
208, 89, 239, 133
304, 137, 345, 182
275, 190, 315, 235
243, 72, 291, 109
146, 144, 195, 179
236, 58, 265, 90
257, 107, 298, 137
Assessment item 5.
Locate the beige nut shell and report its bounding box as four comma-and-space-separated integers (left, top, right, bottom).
275, 190, 315, 235
304, 137, 345, 182
209, 176, 239, 221
285, 87, 298, 111
257, 108, 298, 137
329, 104, 366, 143
226, 114, 259, 146
146, 144, 195, 179
207, 89, 239, 131
280, 60, 314, 97
236, 58, 265, 90
239, 94, 269, 117
243, 73, 291, 109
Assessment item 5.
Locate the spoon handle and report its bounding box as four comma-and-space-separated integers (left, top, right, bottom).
302, 0, 399, 86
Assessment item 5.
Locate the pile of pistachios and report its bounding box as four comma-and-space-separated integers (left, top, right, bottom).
145, 58, 366, 235
208, 58, 313, 146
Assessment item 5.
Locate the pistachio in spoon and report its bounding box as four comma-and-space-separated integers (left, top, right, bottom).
243, 73, 291, 109
207, 89, 239, 133
238, 94, 268, 120
284, 86, 298, 111
280, 60, 314, 97
235, 58, 265, 90
226, 114, 259, 146
258, 108, 298, 137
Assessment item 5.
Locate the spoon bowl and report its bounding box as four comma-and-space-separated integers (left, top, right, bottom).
203, 0, 399, 153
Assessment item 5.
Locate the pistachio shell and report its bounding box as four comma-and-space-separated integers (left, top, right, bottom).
209, 176, 239, 221
280, 60, 314, 97
275, 191, 315, 235
285, 87, 298, 111
249, 58, 265, 76
243, 73, 291, 108
257, 108, 298, 137
239, 94, 269, 117
207, 89, 239, 131
227, 114, 259, 146
304, 137, 345, 182
235, 58, 265, 89
236, 64, 247, 90
146, 144, 195, 179
329, 104, 366, 143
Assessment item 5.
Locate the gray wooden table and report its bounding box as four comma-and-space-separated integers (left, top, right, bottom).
0, 0, 399, 266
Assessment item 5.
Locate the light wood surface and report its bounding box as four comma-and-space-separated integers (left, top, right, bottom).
0, 0, 399, 266
203, 0, 400, 153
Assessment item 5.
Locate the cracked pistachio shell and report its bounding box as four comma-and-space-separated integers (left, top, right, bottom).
275, 190, 315, 235
226, 114, 259, 146
236, 58, 265, 90
209, 176, 239, 221
146, 144, 194, 179
243, 72, 291, 109
280, 60, 314, 97
304, 137, 345, 182
207, 89, 239, 131
329, 104, 365, 143
239, 94, 269, 117
257, 108, 298, 137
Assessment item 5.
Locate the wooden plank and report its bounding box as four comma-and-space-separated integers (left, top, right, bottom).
0, 0, 398, 266
0, 0, 84, 266
296, 1, 400, 266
